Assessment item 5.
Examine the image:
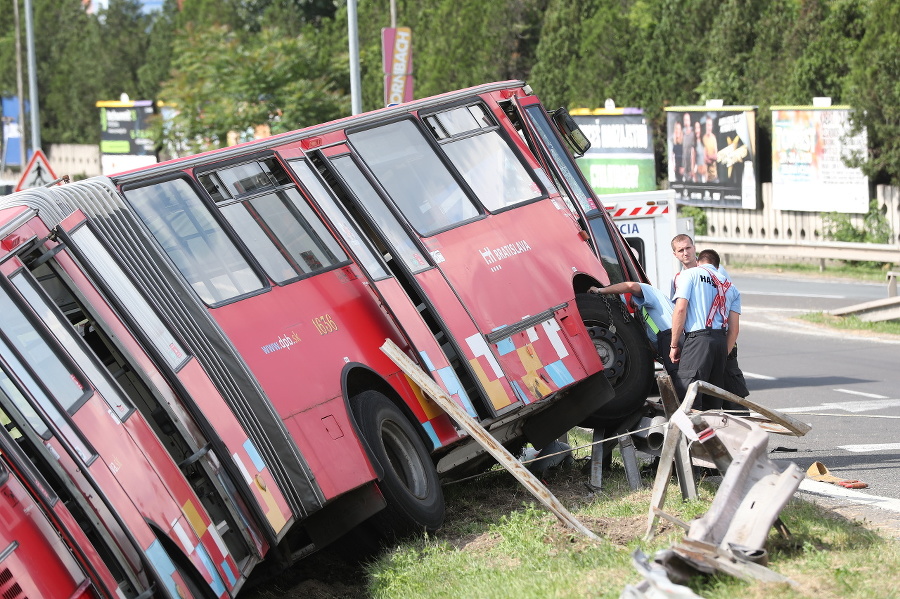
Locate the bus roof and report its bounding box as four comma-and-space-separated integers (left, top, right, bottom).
111, 80, 528, 186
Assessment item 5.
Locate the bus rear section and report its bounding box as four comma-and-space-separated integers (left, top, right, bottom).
0, 438, 107, 599
0, 81, 654, 556
0, 204, 297, 597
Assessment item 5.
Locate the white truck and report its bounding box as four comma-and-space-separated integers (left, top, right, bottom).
587, 189, 682, 294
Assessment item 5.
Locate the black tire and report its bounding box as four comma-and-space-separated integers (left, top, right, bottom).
576, 292, 654, 422
352, 390, 445, 537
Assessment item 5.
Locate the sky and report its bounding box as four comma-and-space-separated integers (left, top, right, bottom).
88, 0, 164, 13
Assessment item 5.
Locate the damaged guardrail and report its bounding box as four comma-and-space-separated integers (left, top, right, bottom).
383, 339, 815, 596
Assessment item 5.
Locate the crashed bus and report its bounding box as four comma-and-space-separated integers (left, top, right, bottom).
0, 80, 651, 596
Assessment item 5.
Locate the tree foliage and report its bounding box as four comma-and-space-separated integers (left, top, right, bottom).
4, 0, 900, 185
159, 23, 348, 153
845, 0, 900, 184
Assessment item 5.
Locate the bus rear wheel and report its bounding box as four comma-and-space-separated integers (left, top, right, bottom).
352, 390, 445, 538
576, 293, 654, 422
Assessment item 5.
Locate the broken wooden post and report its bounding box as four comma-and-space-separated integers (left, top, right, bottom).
380, 339, 602, 543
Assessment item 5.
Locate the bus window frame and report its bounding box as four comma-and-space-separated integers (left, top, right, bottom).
0, 271, 99, 463
344, 114, 488, 238
120, 172, 272, 309
9, 269, 138, 424
0, 412, 61, 507
195, 154, 354, 287
417, 97, 551, 216
55, 220, 192, 374
282, 156, 392, 283
322, 149, 436, 275
516, 101, 644, 285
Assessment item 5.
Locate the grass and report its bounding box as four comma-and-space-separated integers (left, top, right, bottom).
363, 451, 900, 599
796, 312, 900, 336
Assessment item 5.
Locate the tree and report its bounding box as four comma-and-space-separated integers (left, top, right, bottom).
35, 0, 108, 145
845, 0, 900, 184
786, 0, 866, 103
158, 24, 348, 154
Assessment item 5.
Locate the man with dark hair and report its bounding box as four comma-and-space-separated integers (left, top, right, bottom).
588, 281, 678, 379
669, 247, 734, 409
696, 249, 749, 407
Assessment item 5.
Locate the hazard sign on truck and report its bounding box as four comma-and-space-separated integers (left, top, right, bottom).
585, 189, 679, 294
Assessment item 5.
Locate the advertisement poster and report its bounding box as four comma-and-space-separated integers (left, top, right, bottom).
771, 107, 868, 213
382, 27, 414, 106
572, 108, 656, 195
665, 107, 758, 209
97, 98, 157, 175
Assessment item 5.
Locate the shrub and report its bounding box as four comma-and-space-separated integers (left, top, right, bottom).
677, 206, 708, 236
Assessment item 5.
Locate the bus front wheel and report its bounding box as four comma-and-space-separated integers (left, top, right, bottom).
576, 293, 654, 421
352, 390, 445, 538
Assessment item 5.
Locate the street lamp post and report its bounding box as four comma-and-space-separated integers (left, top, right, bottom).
347, 0, 362, 115
24, 0, 41, 151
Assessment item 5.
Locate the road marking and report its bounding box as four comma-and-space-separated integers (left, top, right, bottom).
743, 307, 814, 313
745, 291, 846, 299
799, 479, 900, 513
743, 371, 776, 380
835, 388, 888, 399
777, 399, 900, 413
838, 443, 900, 453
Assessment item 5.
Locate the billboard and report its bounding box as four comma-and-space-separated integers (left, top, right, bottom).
2, 96, 25, 167
97, 98, 157, 175
665, 106, 758, 209
771, 106, 868, 213
571, 108, 656, 195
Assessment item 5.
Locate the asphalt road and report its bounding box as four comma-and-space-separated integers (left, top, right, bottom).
729, 270, 900, 537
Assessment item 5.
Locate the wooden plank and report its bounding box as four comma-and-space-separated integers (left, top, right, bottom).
380, 339, 602, 543
657, 374, 698, 501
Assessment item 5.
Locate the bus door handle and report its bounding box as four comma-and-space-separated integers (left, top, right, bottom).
178, 443, 212, 469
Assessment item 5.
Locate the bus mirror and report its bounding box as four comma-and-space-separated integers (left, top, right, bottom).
551, 108, 591, 158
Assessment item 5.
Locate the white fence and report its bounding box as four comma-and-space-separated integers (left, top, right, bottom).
702, 184, 900, 244
696, 184, 900, 267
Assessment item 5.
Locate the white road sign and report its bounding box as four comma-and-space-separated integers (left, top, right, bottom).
15, 149, 58, 192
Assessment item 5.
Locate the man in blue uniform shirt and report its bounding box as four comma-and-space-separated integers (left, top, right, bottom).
669, 249, 737, 408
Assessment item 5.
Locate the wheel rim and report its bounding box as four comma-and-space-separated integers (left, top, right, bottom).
585, 322, 628, 384
382, 420, 429, 500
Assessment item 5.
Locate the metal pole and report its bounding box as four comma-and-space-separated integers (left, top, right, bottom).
347, 0, 362, 115
14, 0, 27, 167
23, 0, 41, 151
390, 0, 397, 28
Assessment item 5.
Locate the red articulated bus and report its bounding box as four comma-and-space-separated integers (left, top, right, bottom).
0, 80, 651, 596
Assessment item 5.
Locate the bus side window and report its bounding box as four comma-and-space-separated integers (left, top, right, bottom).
0, 293, 96, 462
124, 178, 265, 305
347, 120, 479, 235
425, 104, 544, 212
329, 156, 432, 273
201, 159, 349, 284
11, 274, 133, 422
287, 159, 390, 281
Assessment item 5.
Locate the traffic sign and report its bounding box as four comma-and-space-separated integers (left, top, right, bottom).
15, 149, 57, 192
